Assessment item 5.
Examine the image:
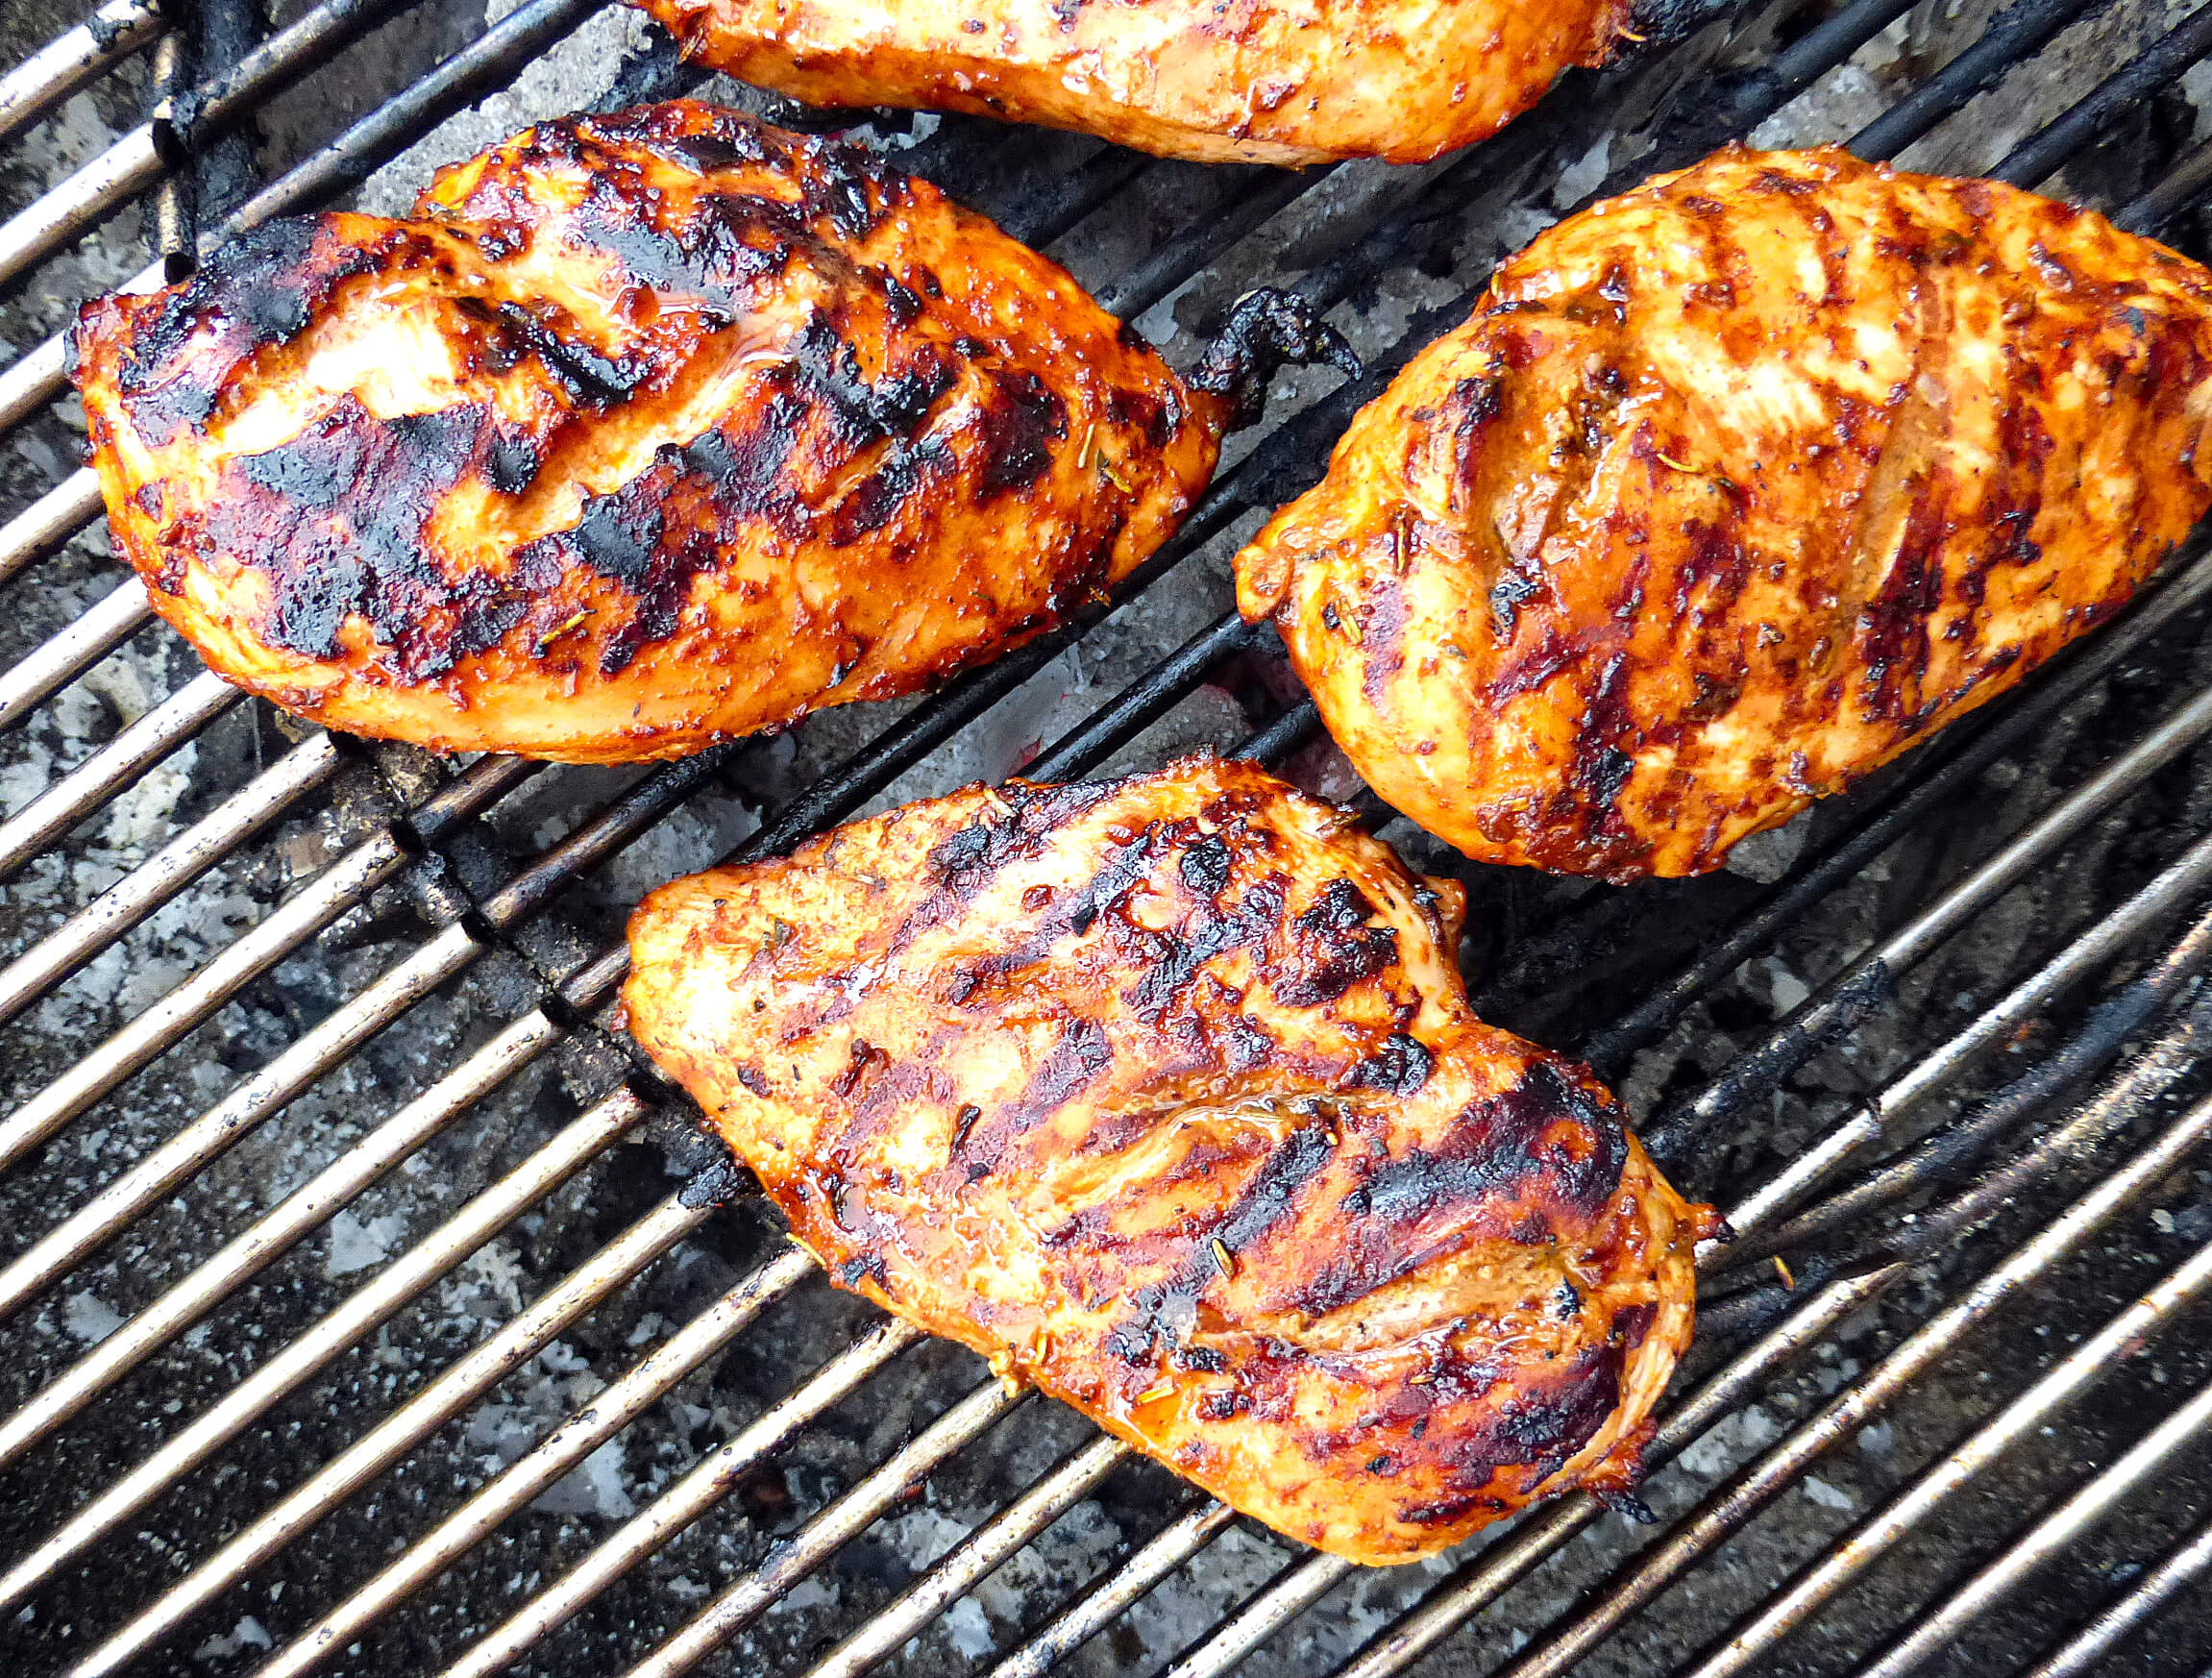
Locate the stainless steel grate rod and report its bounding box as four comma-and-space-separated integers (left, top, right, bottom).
0, 729, 342, 1029
0, 751, 532, 1175
0, 471, 103, 591
0, 669, 237, 877
803, 1434, 1135, 1678
0, 1005, 567, 1469
617, 1381, 1027, 1678
2019, 1509, 2212, 1678
1480, 1090, 2212, 1678
0, 579, 155, 733
436, 1319, 930, 1678
9, 1085, 659, 1630
0, 0, 164, 148
1684, 1234, 2212, 1677
1845, 1366, 2212, 1678
982, 1502, 1239, 1678
0, 0, 413, 291
252, 1247, 822, 1678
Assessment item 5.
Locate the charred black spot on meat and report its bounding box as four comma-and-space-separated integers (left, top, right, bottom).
571, 489, 666, 589
1189, 288, 1360, 429
1108, 1122, 1339, 1361
209, 398, 493, 670
1339, 1059, 1626, 1230
973, 369, 1068, 499
1413, 1339, 1627, 1496
1354, 1033, 1435, 1097
110, 219, 393, 446
1178, 835, 1233, 898
494, 301, 651, 407
1274, 878, 1397, 1007
484, 432, 542, 495
921, 781, 1118, 903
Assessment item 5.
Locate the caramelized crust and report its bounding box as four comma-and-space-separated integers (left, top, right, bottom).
625, 757, 1710, 1564
72, 102, 1217, 763
1238, 147, 2212, 878
633, 0, 1635, 166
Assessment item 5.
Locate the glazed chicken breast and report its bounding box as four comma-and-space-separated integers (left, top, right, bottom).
626, 756, 1711, 1564
631, 0, 1649, 166
1237, 147, 2212, 879
74, 102, 1339, 764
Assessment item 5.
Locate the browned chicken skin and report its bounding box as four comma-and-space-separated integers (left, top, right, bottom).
1238, 147, 2212, 879
74, 103, 1335, 764
625, 757, 1711, 1564
632, 0, 1642, 166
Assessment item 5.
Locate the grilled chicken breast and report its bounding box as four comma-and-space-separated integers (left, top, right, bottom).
625, 756, 1710, 1563
1237, 147, 2212, 879
632, 0, 1644, 166
75, 103, 1336, 764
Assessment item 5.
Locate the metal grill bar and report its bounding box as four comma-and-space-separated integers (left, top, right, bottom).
1480, 1092, 2212, 1678
254, 1247, 821, 1678
0, 670, 237, 877
1733, 892, 2212, 1266
1713, 826, 2212, 1247
1992, 0, 2212, 185
1847, 1374, 2212, 1678
0, 0, 165, 148
1686, 1238, 2212, 1677
0, 472, 103, 591
14, 1086, 659, 1635
982, 1503, 1237, 1678
1845, 0, 2107, 160
0, 1007, 563, 1467
0, 580, 155, 734
436, 1319, 928, 1678
622, 1382, 1026, 1678
0, 0, 412, 291
1164, 1553, 1354, 1678
2021, 1512, 2212, 1678
0, 751, 529, 1174
0, 730, 342, 1029
802, 1434, 1132, 1678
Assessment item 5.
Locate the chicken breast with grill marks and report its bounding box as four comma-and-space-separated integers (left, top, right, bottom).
1237, 147, 2212, 879
74, 102, 1342, 764
631, 0, 1660, 166
625, 756, 1713, 1564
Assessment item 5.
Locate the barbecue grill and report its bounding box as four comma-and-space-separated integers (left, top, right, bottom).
3, 0, 2212, 1672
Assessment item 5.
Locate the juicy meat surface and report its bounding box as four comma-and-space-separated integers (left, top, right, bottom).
1237, 147, 2212, 879
625, 756, 1709, 1564
632, 0, 1636, 166
73, 102, 1219, 763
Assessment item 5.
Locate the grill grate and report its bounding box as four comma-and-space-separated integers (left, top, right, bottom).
2, 0, 2212, 1674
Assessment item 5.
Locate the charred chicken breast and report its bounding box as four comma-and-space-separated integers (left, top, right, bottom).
631, 0, 1645, 166
625, 756, 1711, 1563
1237, 147, 2212, 878
75, 102, 1337, 764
